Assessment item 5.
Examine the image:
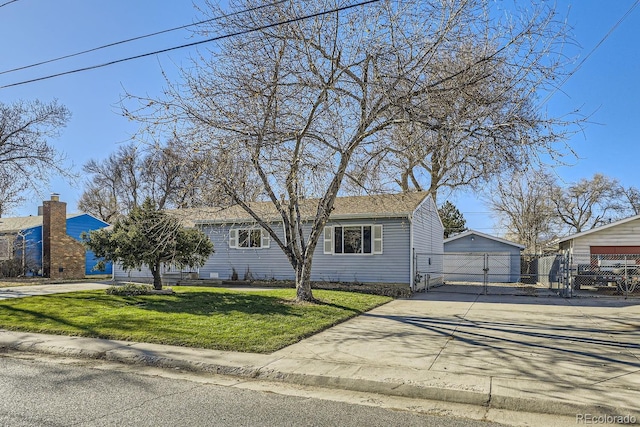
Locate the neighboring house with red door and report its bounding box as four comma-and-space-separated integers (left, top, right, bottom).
557, 214, 640, 267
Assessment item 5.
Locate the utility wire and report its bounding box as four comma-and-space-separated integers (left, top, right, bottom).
0, 0, 288, 76
1, 0, 379, 89
541, 0, 640, 105
0, 0, 19, 8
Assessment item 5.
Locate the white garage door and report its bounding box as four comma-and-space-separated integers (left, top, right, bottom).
444, 252, 511, 283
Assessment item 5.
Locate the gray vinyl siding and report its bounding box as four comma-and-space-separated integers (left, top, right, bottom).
198, 218, 412, 284
444, 234, 522, 282
314, 218, 410, 284
112, 262, 187, 282
198, 222, 291, 281
411, 196, 444, 286
113, 262, 155, 282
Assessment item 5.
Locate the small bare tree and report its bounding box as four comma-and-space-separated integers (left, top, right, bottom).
124, 0, 578, 302
487, 169, 559, 254
618, 185, 640, 217
0, 99, 72, 215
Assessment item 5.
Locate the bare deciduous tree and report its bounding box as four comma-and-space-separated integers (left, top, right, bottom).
618, 185, 640, 217
0, 99, 72, 216
124, 0, 578, 302
0, 175, 26, 218
79, 144, 141, 221
79, 140, 259, 221
487, 169, 559, 254
344, 11, 580, 204
551, 173, 623, 233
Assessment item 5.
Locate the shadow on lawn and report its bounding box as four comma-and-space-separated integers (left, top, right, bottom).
136, 291, 365, 316
0, 305, 102, 336
122, 291, 303, 316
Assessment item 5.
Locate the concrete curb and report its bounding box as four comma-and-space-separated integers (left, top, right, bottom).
2, 330, 639, 420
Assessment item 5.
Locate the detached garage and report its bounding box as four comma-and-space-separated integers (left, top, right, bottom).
444, 230, 525, 283
558, 214, 640, 265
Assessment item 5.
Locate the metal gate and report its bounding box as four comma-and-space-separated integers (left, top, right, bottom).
414, 251, 570, 296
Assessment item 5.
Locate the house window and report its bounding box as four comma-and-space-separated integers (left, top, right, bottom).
324, 225, 382, 255
229, 228, 270, 249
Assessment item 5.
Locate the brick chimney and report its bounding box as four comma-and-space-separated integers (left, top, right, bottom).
42, 193, 86, 279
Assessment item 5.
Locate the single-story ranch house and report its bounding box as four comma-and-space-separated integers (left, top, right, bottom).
114, 192, 444, 290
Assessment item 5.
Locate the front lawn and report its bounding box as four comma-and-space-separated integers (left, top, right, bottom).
0, 287, 391, 353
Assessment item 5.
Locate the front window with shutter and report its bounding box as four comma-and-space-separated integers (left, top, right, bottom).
323, 225, 382, 255
229, 228, 270, 249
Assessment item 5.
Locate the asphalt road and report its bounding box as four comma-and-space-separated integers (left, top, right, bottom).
0, 353, 507, 427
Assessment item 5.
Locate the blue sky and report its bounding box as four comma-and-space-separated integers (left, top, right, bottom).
1, 1, 639, 235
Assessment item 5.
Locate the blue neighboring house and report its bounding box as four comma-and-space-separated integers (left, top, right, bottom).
0, 212, 112, 276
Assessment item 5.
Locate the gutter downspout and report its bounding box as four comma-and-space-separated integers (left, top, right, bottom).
409, 213, 414, 291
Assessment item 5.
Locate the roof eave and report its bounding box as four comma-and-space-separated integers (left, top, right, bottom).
557, 214, 640, 243
194, 211, 413, 225
444, 229, 526, 250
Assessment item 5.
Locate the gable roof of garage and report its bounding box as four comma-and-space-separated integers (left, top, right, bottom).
557, 214, 640, 244
444, 229, 526, 249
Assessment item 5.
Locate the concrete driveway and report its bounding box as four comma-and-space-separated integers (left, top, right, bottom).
0, 282, 110, 300
272, 289, 640, 414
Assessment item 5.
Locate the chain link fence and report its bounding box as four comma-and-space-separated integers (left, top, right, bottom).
571, 252, 640, 298
415, 251, 639, 298
415, 251, 535, 295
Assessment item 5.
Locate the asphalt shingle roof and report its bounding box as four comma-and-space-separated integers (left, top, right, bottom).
172, 192, 430, 226
0, 214, 83, 233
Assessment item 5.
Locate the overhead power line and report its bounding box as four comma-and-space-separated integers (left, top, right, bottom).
0, 0, 288, 76
541, 0, 640, 105
0, 0, 19, 8
0, 0, 379, 90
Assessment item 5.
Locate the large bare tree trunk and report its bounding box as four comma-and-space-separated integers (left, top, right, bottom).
295, 258, 314, 303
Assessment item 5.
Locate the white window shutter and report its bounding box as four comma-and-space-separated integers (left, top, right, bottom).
323, 226, 333, 254
373, 225, 383, 254
261, 229, 270, 248
229, 229, 237, 248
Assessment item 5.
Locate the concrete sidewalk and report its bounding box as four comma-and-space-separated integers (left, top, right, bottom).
1, 284, 639, 419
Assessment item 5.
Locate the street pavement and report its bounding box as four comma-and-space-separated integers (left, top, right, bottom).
0, 282, 639, 420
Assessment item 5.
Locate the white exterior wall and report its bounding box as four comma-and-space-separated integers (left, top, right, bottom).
561, 218, 640, 265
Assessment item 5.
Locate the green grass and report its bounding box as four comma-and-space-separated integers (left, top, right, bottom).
0, 287, 391, 353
